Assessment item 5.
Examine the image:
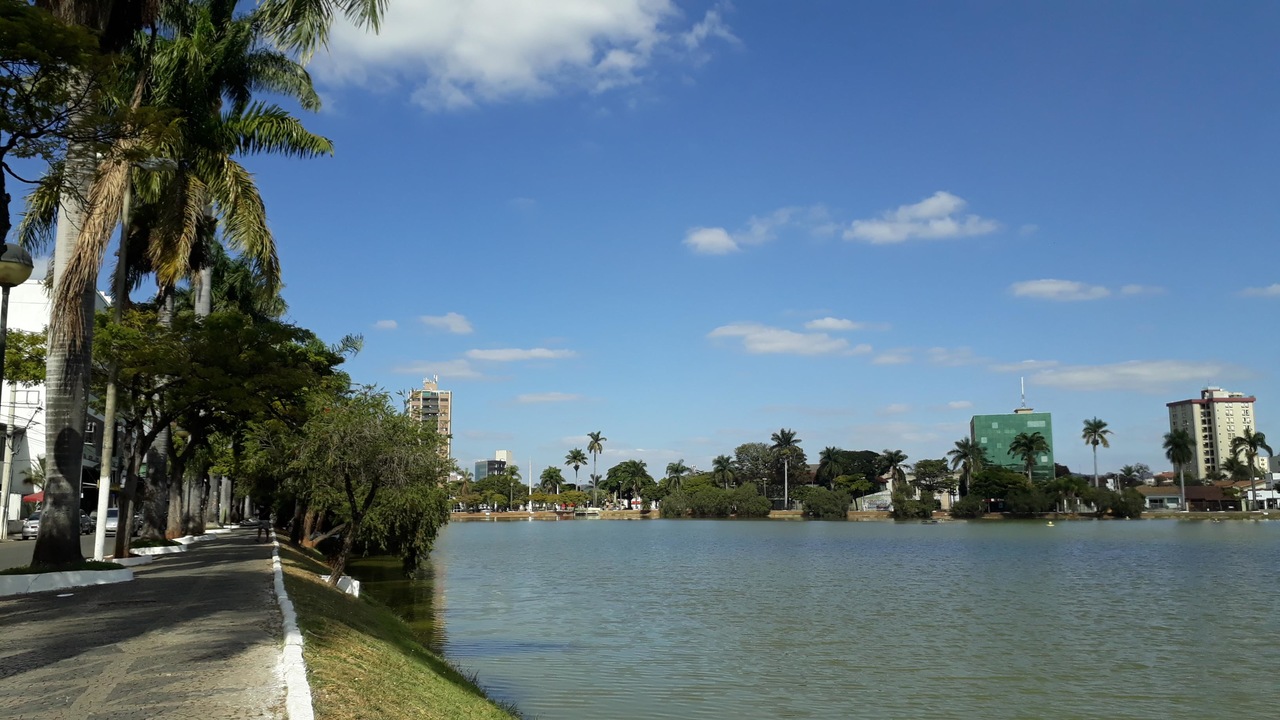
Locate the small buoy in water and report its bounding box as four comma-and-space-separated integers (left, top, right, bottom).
1046, 521, 1055, 527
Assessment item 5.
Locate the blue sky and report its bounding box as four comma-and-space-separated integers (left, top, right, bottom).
204, 1, 1279, 477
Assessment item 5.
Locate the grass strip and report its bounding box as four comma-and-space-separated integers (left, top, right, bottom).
131, 538, 183, 548
277, 543, 520, 720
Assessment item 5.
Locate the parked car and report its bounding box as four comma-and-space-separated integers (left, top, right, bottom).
102, 508, 140, 536
103, 508, 120, 535
20, 512, 40, 540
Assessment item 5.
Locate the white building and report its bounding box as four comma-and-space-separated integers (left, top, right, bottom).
1167, 387, 1266, 480
1, 277, 112, 530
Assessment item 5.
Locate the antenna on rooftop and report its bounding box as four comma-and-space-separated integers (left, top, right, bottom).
1020, 377, 1026, 408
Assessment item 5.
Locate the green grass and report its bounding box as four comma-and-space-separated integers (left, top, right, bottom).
278, 544, 520, 720
0, 560, 126, 576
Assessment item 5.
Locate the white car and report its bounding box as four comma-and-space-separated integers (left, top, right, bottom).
20, 512, 40, 540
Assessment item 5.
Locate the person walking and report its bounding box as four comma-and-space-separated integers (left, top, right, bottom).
255, 504, 271, 543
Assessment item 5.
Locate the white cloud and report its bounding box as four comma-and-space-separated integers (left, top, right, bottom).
391, 359, 483, 379
1241, 283, 1280, 298
708, 322, 855, 356
317, 1, 735, 110
1030, 360, 1237, 393
946, 400, 973, 410
1010, 279, 1110, 302
844, 191, 1000, 244
373, 319, 398, 330
684, 226, 738, 254
804, 317, 889, 332
990, 359, 1060, 373
516, 392, 582, 404
466, 348, 576, 361
927, 347, 983, 366
879, 403, 911, 416
421, 312, 474, 334
685, 205, 832, 254
1120, 284, 1164, 296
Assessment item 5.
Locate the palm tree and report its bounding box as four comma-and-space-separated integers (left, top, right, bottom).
1230, 428, 1273, 511
1163, 428, 1194, 511
538, 467, 562, 494
880, 449, 908, 494
1008, 432, 1049, 482
770, 428, 801, 505
457, 468, 473, 497
664, 460, 690, 491
564, 448, 587, 490
586, 431, 606, 506
816, 447, 844, 489
1119, 464, 1138, 486
31, 0, 386, 566
946, 438, 986, 498
711, 454, 736, 489
1081, 417, 1113, 488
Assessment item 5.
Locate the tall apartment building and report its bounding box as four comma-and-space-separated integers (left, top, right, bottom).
1167, 387, 1264, 479
970, 406, 1055, 481
406, 376, 452, 458
473, 460, 506, 481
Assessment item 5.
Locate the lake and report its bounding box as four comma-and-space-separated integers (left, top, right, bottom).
352, 518, 1279, 719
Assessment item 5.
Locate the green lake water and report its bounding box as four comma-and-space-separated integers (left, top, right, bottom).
351, 519, 1279, 719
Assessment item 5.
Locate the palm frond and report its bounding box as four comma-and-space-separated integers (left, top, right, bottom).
256, 0, 387, 60
16, 163, 65, 257
226, 103, 333, 157
244, 50, 321, 112
205, 155, 279, 289
148, 170, 207, 289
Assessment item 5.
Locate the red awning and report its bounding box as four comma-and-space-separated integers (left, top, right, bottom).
21, 491, 42, 503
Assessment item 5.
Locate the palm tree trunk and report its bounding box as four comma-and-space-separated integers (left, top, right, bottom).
31, 139, 97, 566
1092, 445, 1099, 489
1178, 466, 1186, 511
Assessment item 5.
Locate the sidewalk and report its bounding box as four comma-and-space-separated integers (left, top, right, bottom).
0, 531, 285, 719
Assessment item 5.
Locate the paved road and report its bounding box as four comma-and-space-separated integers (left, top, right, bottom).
0, 531, 284, 719
0, 534, 101, 570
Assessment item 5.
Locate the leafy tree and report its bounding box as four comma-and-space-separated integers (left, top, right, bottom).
1230, 428, 1273, 511
608, 459, 654, 502
797, 486, 850, 519
1163, 428, 1194, 511
733, 442, 773, 489
539, 466, 564, 494
586, 430, 605, 505
711, 453, 735, 489
1081, 417, 1112, 488
946, 437, 985, 498
292, 387, 448, 584
1043, 475, 1089, 514
911, 458, 956, 495
969, 466, 1032, 511
1007, 431, 1049, 482
949, 495, 984, 519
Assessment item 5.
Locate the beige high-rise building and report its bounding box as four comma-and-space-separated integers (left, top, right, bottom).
407, 376, 452, 458
1167, 387, 1264, 479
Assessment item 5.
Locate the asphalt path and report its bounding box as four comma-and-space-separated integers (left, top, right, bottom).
0, 533, 102, 570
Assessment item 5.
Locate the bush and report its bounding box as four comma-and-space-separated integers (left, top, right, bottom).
729, 483, 771, 518
949, 495, 985, 519
1004, 487, 1056, 517
799, 487, 851, 519
659, 490, 689, 518
688, 488, 731, 517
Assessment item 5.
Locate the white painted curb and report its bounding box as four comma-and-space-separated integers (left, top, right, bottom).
270, 531, 315, 720
0, 567, 134, 597
132, 544, 187, 556
108, 555, 155, 568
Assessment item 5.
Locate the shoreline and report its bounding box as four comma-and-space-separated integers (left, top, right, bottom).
450, 509, 1276, 522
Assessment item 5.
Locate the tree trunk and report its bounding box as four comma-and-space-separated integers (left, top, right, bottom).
301, 507, 318, 548
31, 138, 97, 567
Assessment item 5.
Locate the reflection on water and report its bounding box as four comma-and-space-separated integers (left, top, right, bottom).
358, 520, 1280, 720
346, 555, 446, 653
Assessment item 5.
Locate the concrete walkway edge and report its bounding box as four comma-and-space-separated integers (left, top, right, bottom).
271, 531, 315, 720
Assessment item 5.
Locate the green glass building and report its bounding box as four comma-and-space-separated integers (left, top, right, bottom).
970, 410, 1055, 481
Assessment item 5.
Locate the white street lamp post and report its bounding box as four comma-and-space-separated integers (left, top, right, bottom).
0, 244, 35, 541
